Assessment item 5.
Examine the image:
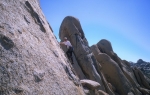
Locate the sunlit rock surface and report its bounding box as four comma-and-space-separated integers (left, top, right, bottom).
0, 0, 85, 95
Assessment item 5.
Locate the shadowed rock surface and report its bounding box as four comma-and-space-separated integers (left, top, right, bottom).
80, 79, 101, 90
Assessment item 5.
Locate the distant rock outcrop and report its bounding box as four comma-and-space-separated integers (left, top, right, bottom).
131, 59, 150, 78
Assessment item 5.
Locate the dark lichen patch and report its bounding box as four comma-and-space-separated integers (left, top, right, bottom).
0, 34, 14, 50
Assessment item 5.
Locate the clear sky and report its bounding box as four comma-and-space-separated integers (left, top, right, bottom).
40, 0, 150, 63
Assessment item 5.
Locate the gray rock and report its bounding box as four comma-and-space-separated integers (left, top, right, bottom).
83, 89, 90, 95
59, 16, 105, 90
127, 92, 134, 95
59, 16, 106, 91
91, 45, 115, 95
131, 59, 150, 79
0, 0, 85, 95
1, 0, 149, 95
96, 39, 145, 95
98, 90, 109, 95
33, 69, 45, 82
138, 87, 150, 95
80, 79, 101, 90
133, 67, 150, 89
91, 44, 135, 95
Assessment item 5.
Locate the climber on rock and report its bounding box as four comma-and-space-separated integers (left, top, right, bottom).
60, 37, 74, 64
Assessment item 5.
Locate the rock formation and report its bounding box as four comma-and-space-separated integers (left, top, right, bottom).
59, 16, 150, 95
59, 16, 115, 95
0, 0, 84, 95
1, 0, 150, 95
130, 59, 150, 78
95, 40, 150, 94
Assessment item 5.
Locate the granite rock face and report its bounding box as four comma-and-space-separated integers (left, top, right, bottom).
59, 16, 104, 87
97, 39, 150, 95
90, 45, 134, 95
80, 79, 101, 90
0, 0, 85, 95
1, 0, 150, 95
59, 16, 114, 95
59, 16, 150, 95
131, 59, 150, 78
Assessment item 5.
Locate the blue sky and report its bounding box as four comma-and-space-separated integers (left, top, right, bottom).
40, 0, 150, 62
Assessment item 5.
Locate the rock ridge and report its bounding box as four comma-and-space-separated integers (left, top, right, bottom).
1, 0, 150, 95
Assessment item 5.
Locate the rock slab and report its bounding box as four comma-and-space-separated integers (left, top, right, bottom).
0, 0, 85, 95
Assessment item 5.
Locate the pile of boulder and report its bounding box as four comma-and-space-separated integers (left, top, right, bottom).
59, 16, 150, 95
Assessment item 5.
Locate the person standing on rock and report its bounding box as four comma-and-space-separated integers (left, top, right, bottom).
60, 37, 74, 64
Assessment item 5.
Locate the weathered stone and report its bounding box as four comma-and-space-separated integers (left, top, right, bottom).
138, 87, 150, 95
97, 39, 113, 53
60, 44, 86, 79
107, 83, 116, 92
96, 39, 145, 95
98, 90, 109, 95
127, 92, 134, 95
133, 67, 150, 89
121, 60, 140, 87
138, 69, 150, 89
90, 45, 115, 95
122, 60, 131, 67
132, 59, 150, 79
13, 84, 30, 94
33, 69, 45, 82
0, 34, 14, 50
84, 89, 90, 95
91, 44, 134, 95
0, 0, 85, 95
25, 1, 46, 33
59, 16, 106, 91
80, 79, 101, 90
1, 0, 150, 95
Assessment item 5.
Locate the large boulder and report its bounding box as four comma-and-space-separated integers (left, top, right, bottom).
98, 39, 150, 94
97, 90, 109, 95
59, 16, 106, 91
96, 39, 144, 95
133, 67, 150, 89
80, 79, 111, 95
121, 60, 142, 94
80, 79, 101, 90
91, 44, 137, 95
0, 0, 85, 95
138, 87, 150, 95
90, 44, 115, 95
